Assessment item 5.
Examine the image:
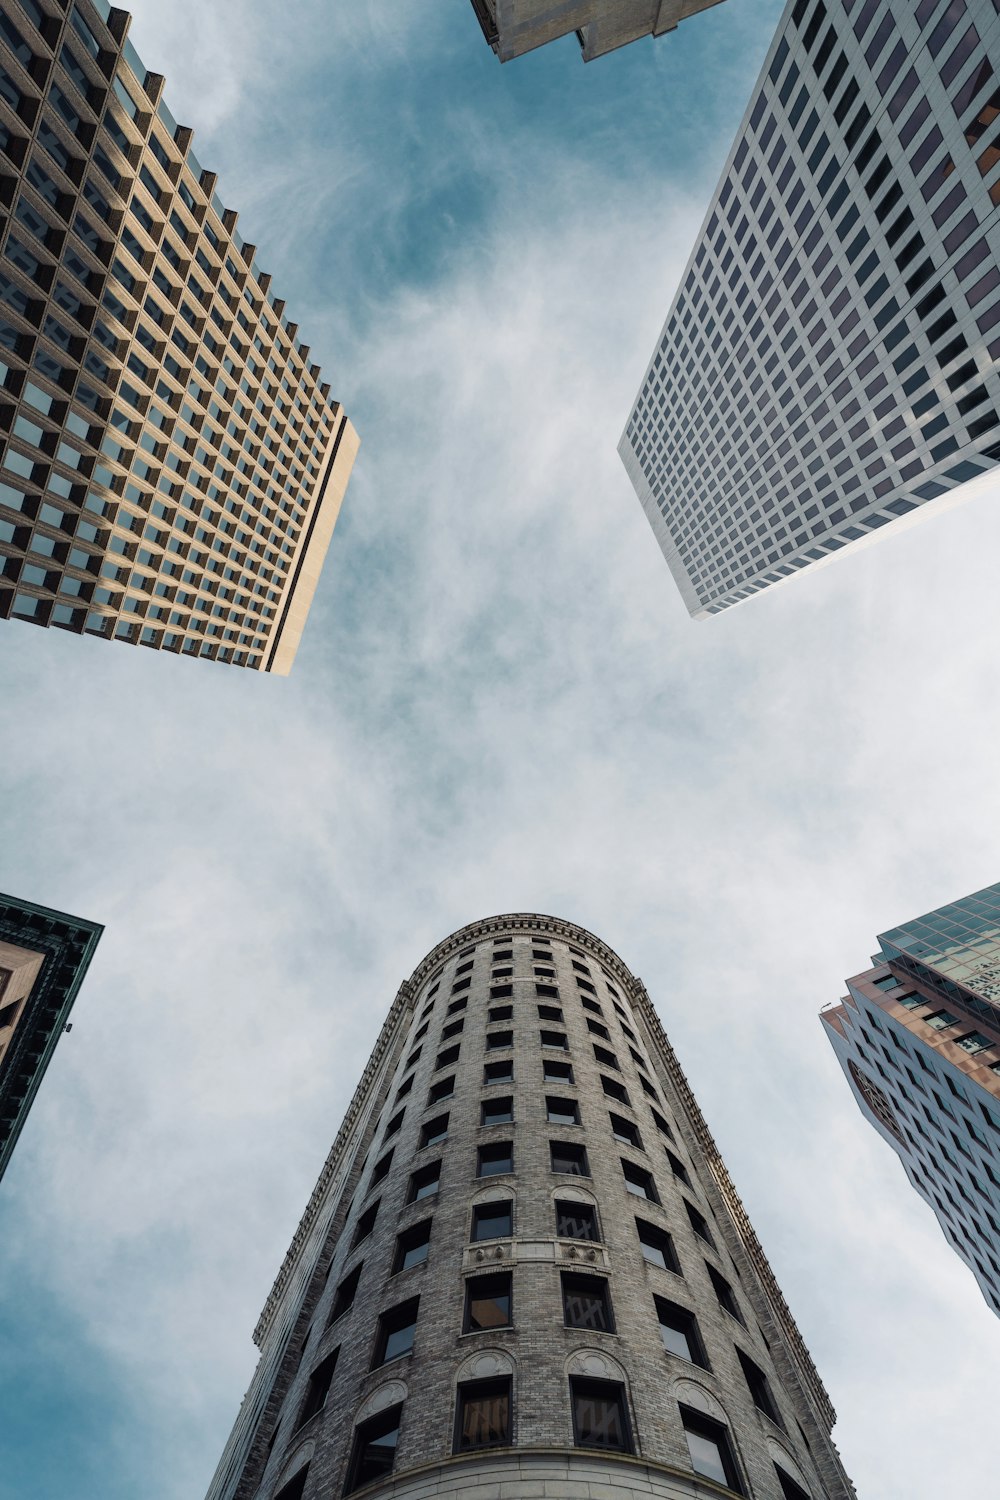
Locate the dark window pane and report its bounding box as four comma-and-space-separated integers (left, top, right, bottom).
481, 1095, 514, 1125
555, 1199, 599, 1241
655, 1296, 708, 1367
570, 1377, 632, 1452
550, 1141, 589, 1176
454, 1377, 511, 1451
471, 1200, 512, 1240
296, 1350, 338, 1429
562, 1272, 614, 1332
393, 1220, 432, 1273
464, 1272, 512, 1332
346, 1406, 402, 1494
681, 1407, 743, 1493
408, 1161, 440, 1201
478, 1141, 513, 1176
374, 1297, 419, 1365
546, 1095, 580, 1125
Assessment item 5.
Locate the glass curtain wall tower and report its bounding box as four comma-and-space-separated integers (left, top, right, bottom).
823, 881, 1000, 1317
620, 0, 1000, 617
0, 0, 359, 671
207, 914, 855, 1500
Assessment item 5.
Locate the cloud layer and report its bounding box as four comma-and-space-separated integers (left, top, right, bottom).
1, 3, 999, 1498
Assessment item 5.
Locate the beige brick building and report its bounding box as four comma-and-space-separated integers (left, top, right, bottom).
206, 914, 855, 1500
469, 0, 727, 64
0, 0, 358, 672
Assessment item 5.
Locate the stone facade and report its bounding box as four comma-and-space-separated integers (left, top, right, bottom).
0, 0, 358, 672
0, 890, 102, 1179
207, 915, 855, 1500
469, 0, 726, 64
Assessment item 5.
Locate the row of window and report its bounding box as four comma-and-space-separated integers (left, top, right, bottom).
276, 1377, 809, 1500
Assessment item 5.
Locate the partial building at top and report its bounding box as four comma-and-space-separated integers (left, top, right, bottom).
620, 0, 1000, 617
0, 0, 359, 673
823, 881, 1000, 1317
0, 889, 102, 1181
470, 0, 726, 63
207, 912, 854, 1500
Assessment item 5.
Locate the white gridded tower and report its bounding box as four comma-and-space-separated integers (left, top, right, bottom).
206, 915, 855, 1500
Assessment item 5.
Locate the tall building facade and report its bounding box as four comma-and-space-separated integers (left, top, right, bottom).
0, 0, 358, 672
620, 0, 1000, 618
822, 881, 1000, 1317
208, 914, 854, 1500
0, 889, 102, 1180
469, 0, 725, 64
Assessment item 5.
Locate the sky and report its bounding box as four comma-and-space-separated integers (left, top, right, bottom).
1, 2, 1000, 1497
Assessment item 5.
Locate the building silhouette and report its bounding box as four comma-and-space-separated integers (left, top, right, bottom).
0, 0, 358, 671
620, 0, 1000, 617
469, 0, 725, 64
208, 914, 854, 1500
0, 889, 101, 1181
823, 881, 1000, 1317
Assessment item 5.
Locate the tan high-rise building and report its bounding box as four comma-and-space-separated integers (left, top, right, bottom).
469, 0, 727, 63
207, 914, 854, 1500
0, 890, 102, 1181
0, 0, 358, 673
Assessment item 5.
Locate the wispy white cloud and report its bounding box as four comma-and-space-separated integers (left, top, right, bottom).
2, 1, 999, 1498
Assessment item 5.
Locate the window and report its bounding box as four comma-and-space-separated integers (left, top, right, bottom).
454, 1377, 511, 1451
637, 1218, 680, 1273
478, 1141, 514, 1176
737, 1348, 783, 1426
543, 1059, 573, 1084
371, 1150, 393, 1186
329, 1263, 362, 1323
448, 996, 467, 1015
570, 1377, 632, 1452
351, 1200, 379, 1248
593, 1045, 620, 1069
481, 1095, 513, 1126
707, 1264, 743, 1323
296, 1349, 338, 1428
493, 948, 513, 960
384, 1108, 404, 1139
684, 1201, 714, 1245
655, 1296, 709, 1366
420, 1113, 449, 1148
621, 1160, 658, 1202
955, 1032, 995, 1055
610, 1113, 642, 1147
580, 996, 603, 1016
471, 1200, 513, 1240
540, 1029, 569, 1049
538, 1004, 563, 1021
924, 1009, 959, 1030
488, 1004, 513, 1022
666, 1149, 692, 1186
373, 1297, 419, 1365
274, 1466, 309, 1500
651, 1109, 674, 1139
463, 1271, 512, 1331
345, 1405, 401, 1494
442, 1018, 464, 1040
551, 1140, 589, 1176
486, 1029, 513, 1051
601, 1075, 630, 1105
561, 1272, 614, 1331
436, 1043, 460, 1069
428, 1075, 454, 1105
681, 1407, 743, 1491
393, 1219, 432, 1273
546, 1096, 580, 1125
555, 1198, 599, 1241
587, 1018, 610, 1040
408, 1161, 440, 1202
483, 1058, 513, 1085
775, 1463, 812, 1500
489, 983, 513, 1000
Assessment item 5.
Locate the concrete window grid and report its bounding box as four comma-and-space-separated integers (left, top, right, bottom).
0, 0, 349, 669
620, 0, 1000, 618
225, 922, 849, 1500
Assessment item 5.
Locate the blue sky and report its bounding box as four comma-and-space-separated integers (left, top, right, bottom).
2, 2, 1000, 1497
